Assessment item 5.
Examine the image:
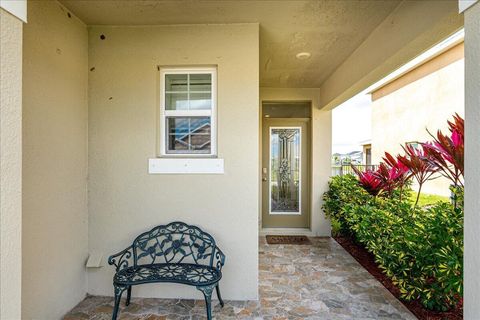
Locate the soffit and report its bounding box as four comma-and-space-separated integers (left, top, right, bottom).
60, 0, 401, 88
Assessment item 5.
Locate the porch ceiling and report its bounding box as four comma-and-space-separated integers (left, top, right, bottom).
59, 0, 401, 88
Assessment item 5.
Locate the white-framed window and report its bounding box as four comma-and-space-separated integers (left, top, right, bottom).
159, 67, 217, 157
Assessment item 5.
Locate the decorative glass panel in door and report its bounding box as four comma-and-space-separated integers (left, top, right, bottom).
270, 127, 301, 214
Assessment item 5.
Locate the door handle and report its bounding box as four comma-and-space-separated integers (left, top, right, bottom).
262, 167, 268, 182
262, 177, 267, 182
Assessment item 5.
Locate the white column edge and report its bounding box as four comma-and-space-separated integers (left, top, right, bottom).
459, 0, 478, 13
0, 0, 27, 22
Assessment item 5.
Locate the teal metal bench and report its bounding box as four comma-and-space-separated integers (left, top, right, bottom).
108, 221, 226, 320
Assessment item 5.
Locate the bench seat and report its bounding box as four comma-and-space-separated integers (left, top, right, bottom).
114, 263, 221, 286
108, 222, 225, 320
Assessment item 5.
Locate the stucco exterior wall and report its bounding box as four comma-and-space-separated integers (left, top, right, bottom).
464, 2, 480, 318
87, 24, 259, 300
371, 58, 464, 196
259, 88, 332, 237
0, 8, 23, 320
22, 1, 89, 318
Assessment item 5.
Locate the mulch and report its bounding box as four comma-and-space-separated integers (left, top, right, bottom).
266, 235, 311, 245
334, 235, 463, 320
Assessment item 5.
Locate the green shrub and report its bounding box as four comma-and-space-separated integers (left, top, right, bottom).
322, 174, 370, 234
323, 175, 463, 311
329, 217, 342, 237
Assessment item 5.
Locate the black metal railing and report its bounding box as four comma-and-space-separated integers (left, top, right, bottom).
331, 164, 379, 176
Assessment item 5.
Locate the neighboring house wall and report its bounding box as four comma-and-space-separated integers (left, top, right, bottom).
371, 43, 464, 196
363, 144, 372, 165
88, 24, 259, 300
22, 2, 89, 319
0, 8, 23, 320
260, 88, 332, 237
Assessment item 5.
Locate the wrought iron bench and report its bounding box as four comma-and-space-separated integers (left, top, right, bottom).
108, 221, 226, 320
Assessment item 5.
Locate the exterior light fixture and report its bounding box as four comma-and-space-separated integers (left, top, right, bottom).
296, 52, 311, 60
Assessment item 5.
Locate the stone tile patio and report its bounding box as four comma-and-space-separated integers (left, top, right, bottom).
64, 237, 416, 320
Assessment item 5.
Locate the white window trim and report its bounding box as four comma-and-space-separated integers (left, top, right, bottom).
159, 66, 217, 157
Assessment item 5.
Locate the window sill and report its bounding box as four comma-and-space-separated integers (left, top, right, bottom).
148, 158, 224, 174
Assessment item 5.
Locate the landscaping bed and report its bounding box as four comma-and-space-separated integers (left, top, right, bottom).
335, 235, 462, 320
323, 115, 464, 319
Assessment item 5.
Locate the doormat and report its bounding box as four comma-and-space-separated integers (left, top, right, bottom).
266, 235, 311, 245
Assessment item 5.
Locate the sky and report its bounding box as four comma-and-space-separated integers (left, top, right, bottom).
332, 93, 372, 155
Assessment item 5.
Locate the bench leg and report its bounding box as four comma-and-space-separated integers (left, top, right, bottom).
197, 285, 215, 320
125, 285, 132, 306
112, 285, 126, 320
215, 284, 224, 308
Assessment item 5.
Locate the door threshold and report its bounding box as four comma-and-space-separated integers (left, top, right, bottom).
260, 227, 315, 237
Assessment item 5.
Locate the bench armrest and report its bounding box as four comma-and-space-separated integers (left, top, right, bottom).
108, 245, 134, 272
214, 246, 226, 271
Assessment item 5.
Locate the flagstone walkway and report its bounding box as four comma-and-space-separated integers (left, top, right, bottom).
64, 237, 416, 319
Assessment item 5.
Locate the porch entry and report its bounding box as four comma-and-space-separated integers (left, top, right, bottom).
261, 102, 311, 229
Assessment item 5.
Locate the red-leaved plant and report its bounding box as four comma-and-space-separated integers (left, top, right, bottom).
351, 166, 383, 197
350, 114, 463, 207
376, 152, 411, 199
374, 163, 401, 196
423, 113, 464, 188
398, 144, 438, 206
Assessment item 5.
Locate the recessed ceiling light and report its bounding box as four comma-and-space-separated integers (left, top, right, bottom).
296, 52, 311, 60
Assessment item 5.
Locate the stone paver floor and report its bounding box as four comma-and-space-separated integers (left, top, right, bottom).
64, 237, 416, 319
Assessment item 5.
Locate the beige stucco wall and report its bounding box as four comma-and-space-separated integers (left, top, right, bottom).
0, 8, 23, 320
371, 59, 464, 196
87, 23, 259, 300
464, 2, 480, 318
259, 88, 332, 236
22, 1, 89, 318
